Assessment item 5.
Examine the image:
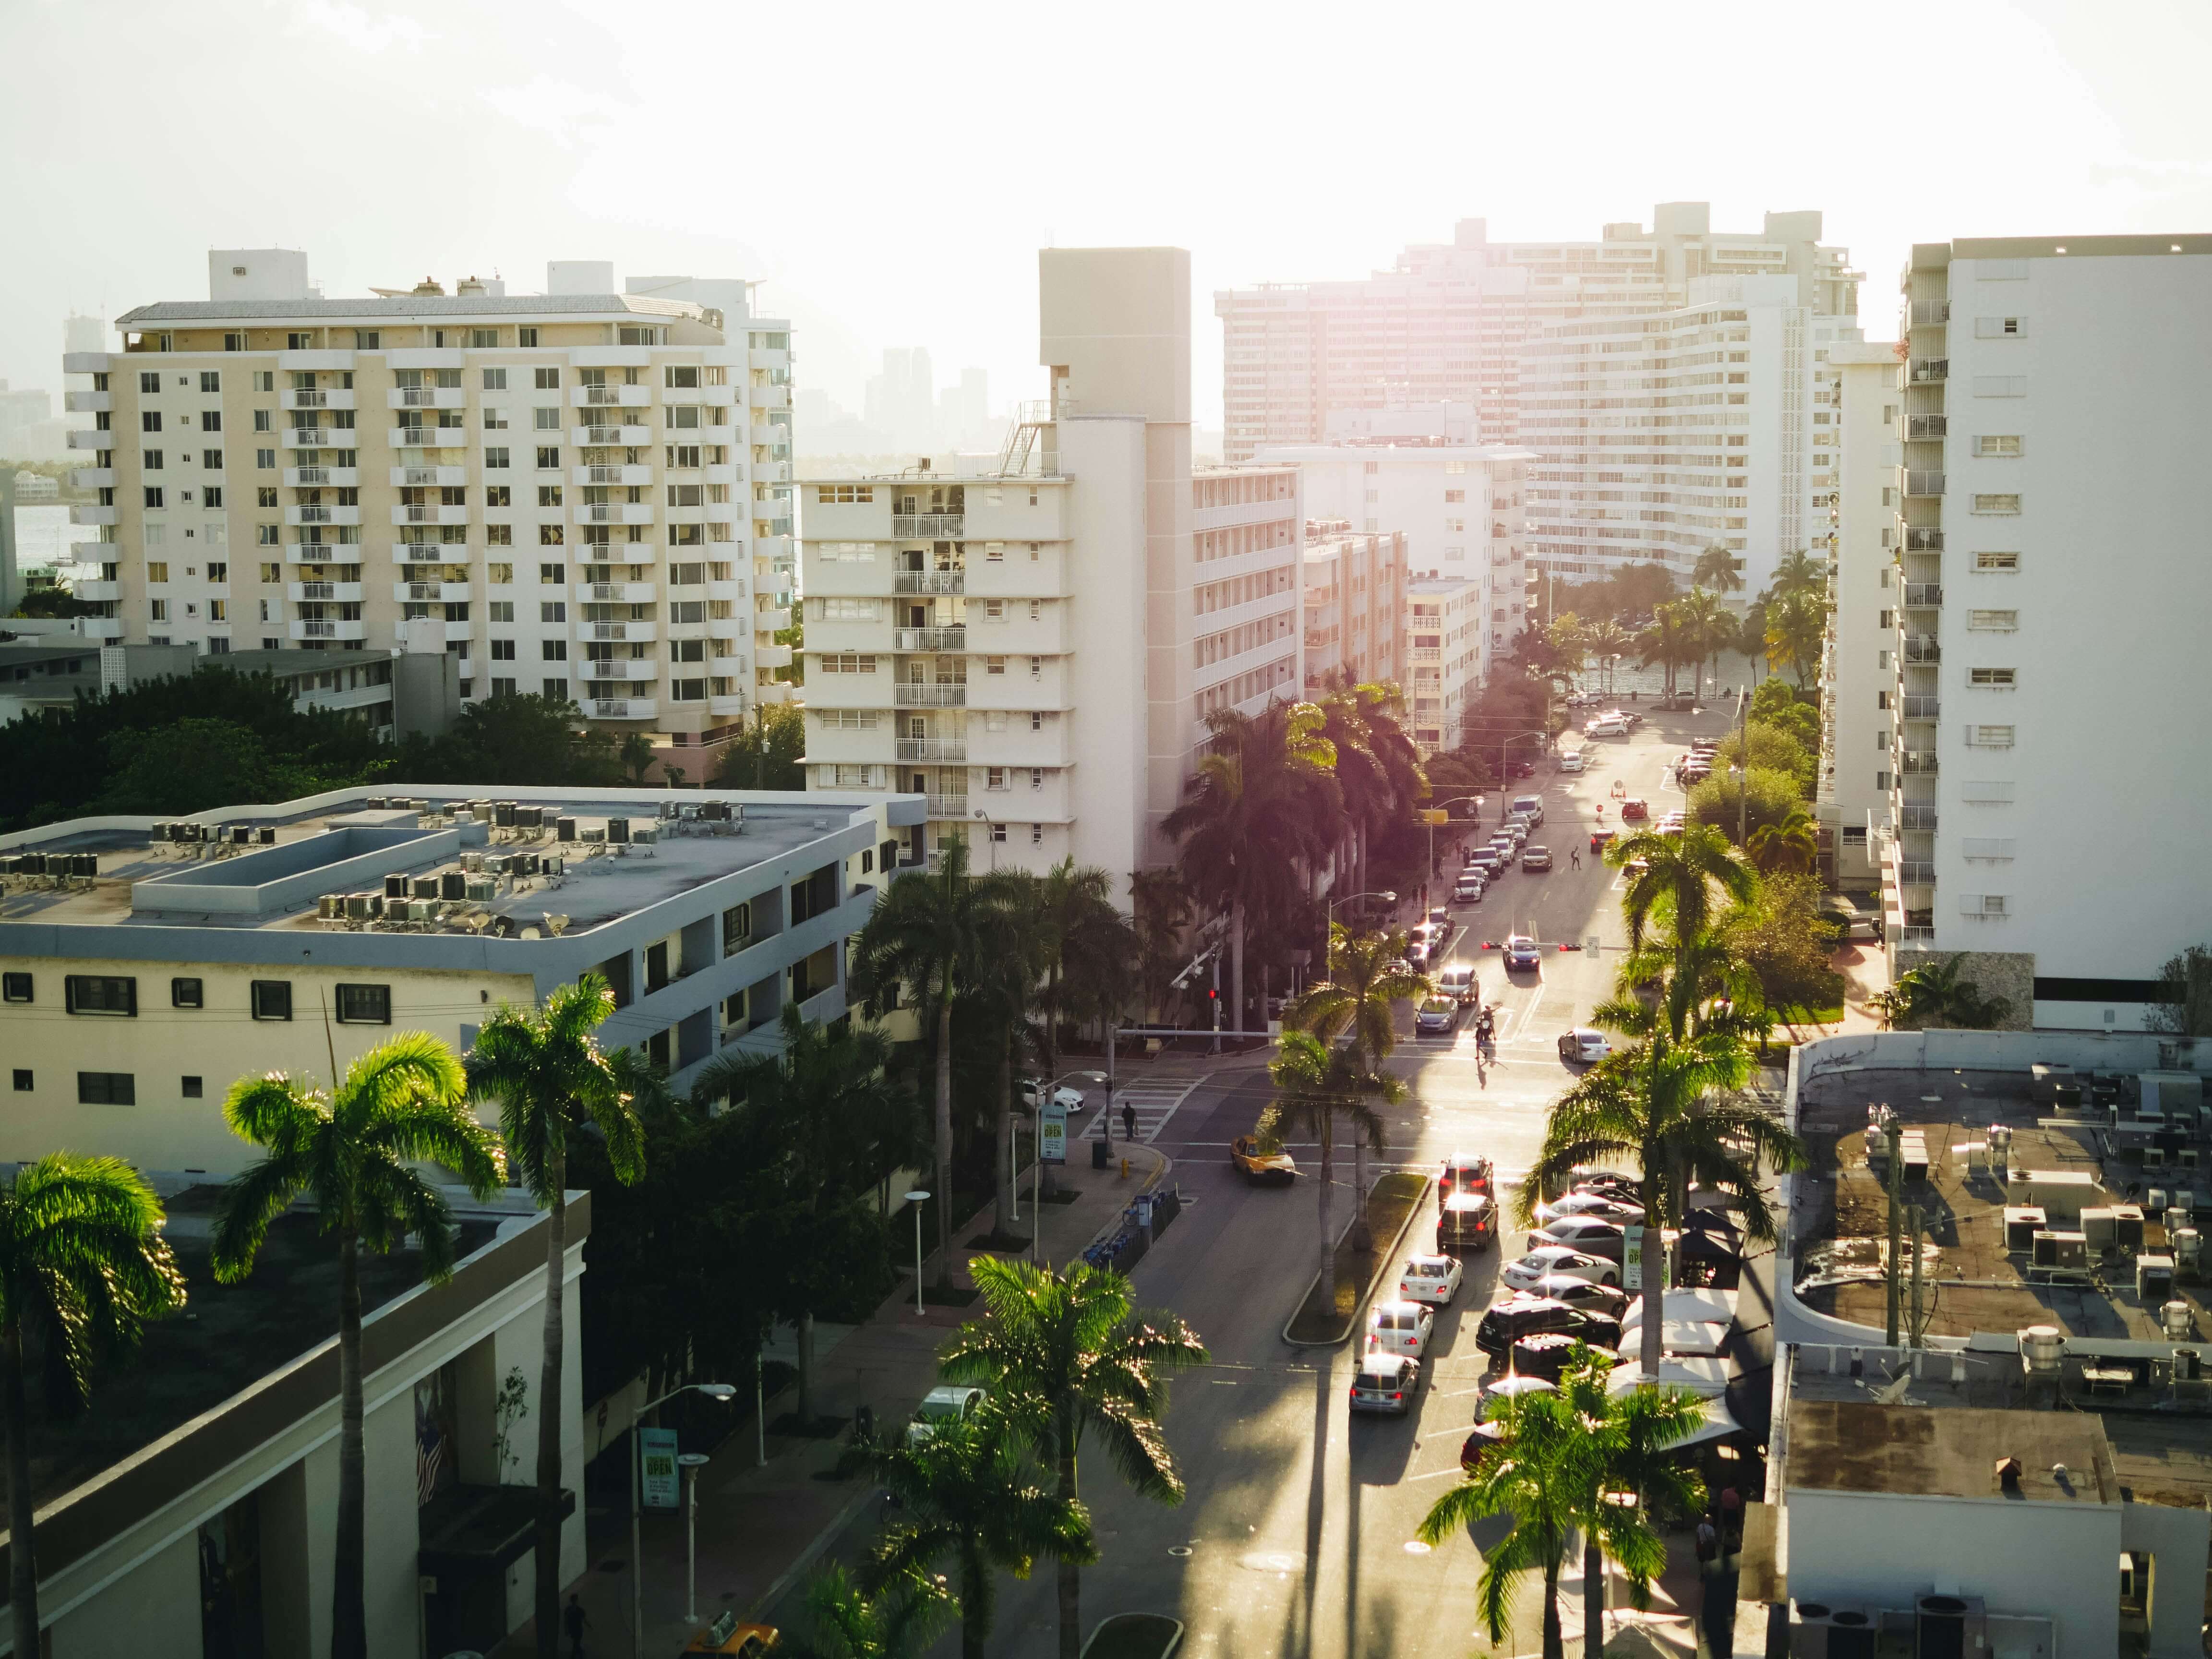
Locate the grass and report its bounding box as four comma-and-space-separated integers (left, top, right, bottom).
1082, 1613, 1184, 1659
1284, 1170, 1431, 1344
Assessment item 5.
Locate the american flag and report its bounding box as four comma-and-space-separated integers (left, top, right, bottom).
417, 1415, 445, 1504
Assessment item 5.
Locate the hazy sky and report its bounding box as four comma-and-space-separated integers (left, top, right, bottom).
8, 0, 2211, 433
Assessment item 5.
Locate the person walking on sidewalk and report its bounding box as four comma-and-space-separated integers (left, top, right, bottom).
1122, 1101, 1137, 1142
563, 1593, 591, 1657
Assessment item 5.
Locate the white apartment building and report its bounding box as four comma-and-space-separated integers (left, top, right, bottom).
1403, 575, 1484, 754
1820, 341, 1902, 888
1301, 521, 1407, 695
800, 248, 1300, 880
66, 252, 794, 765
1216, 204, 1860, 462
1884, 234, 2212, 1030
1520, 275, 1864, 593
1250, 440, 1528, 685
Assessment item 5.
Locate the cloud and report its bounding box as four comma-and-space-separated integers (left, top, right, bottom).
285, 0, 432, 53
478, 76, 639, 150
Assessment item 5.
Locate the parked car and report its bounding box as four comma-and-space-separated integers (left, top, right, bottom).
1438, 1190, 1497, 1256
1405, 936, 1433, 968
1522, 845, 1552, 872
1228, 1134, 1297, 1184
1466, 850, 1504, 879
907, 1385, 987, 1446
1534, 1190, 1647, 1227
1348, 1352, 1423, 1416
1511, 794, 1545, 825
1503, 935, 1543, 973
1398, 1252, 1465, 1307
1427, 906, 1452, 929
1366, 1298, 1437, 1360
1585, 716, 1630, 737
1502, 1246, 1621, 1292
1524, 1274, 1632, 1319
1557, 1028, 1611, 1065
1557, 749, 1587, 773
1452, 876, 1486, 904
1017, 1078, 1086, 1112
1415, 997, 1458, 1035
1527, 1217, 1629, 1262
1475, 1294, 1623, 1357
1435, 962, 1479, 1004
1503, 819, 1532, 848
1439, 1153, 1495, 1207
1651, 692, 1699, 711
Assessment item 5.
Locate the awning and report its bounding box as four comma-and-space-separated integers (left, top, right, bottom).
1671, 1394, 1746, 1449
1623, 1287, 1738, 1328
1605, 1355, 1731, 1397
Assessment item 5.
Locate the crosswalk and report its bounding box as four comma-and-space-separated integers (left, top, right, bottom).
1080, 1076, 1206, 1143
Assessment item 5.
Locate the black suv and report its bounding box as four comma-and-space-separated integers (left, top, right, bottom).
1475, 1296, 1623, 1358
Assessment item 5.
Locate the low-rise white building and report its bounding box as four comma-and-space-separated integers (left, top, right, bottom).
1404, 575, 1484, 753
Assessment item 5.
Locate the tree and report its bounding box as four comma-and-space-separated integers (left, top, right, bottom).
1523, 1029, 1802, 1375
850, 836, 1015, 1289
1546, 613, 1588, 688
1687, 767, 1804, 847
620, 731, 656, 784
972, 870, 1052, 1236
1766, 549, 1831, 600
1747, 805, 1820, 875
1583, 618, 1633, 694
1257, 1030, 1392, 1302
802, 1562, 954, 1659
1162, 700, 1340, 1034
1316, 684, 1426, 901
2, 1156, 184, 1648
1674, 588, 1731, 700
1129, 867, 1194, 1022
1416, 1379, 1578, 1658
939, 1257, 1208, 1659
395, 691, 624, 787
214, 1037, 502, 1659
1635, 602, 1688, 697
1716, 723, 1816, 798
709, 700, 807, 791
1873, 953, 2015, 1030
849, 1405, 1092, 1659
2148, 945, 2212, 1037
1722, 871, 1844, 1018
1607, 823, 1758, 1009
1693, 542, 1744, 595
1763, 587, 1827, 690
465, 978, 647, 1659
1284, 926, 1429, 1244
688, 1004, 904, 1421
1034, 859, 1137, 1081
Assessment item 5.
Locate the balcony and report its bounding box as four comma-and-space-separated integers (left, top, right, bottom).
1905, 414, 1948, 440
755, 643, 794, 669
286, 504, 360, 527
391, 504, 469, 526
1910, 301, 1951, 326
64, 389, 110, 413
79, 617, 125, 640
895, 738, 966, 762
1903, 583, 1944, 607
72, 580, 120, 601
289, 618, 367, 642
582, 620, 658, 642
1904, 528, 1945, 552
574, 464, 653, 488
1410, 647, 1442, 662
1901, 695, 1941, 719
577, 581, 657, 604
69, 468, 114, 490
387, 387, 465, 410
282, 388, 357, 411
69, 503, 117, 526
574, 503, 655, 526
67, 429, 106, 450
1904, 471, 1946, 496
387, 427, 466, 449
282, 427, 355, 450
1896, 860, 1937, 885
752, 385, 790, 411
750, 424, 787, 447
1904, 636, 1940, 664
926, 793, 970, 819
580, 658, 657, 682
291, 581, 364, 602
893, 513, 964, 539
587, 698, 657, 721
708, 693, 749, 717
1910, 360, 1949, 383
894, 626, 966, 652
572, 424, 653, 446
394, 581, 471, 603
1899, 751, 1939, 775
756, 681, 795, 705
893, 570, 965, 594
285, 543, 363, 565
572, 385, 652, 409
1900, 805, 1939, 831
895, 683, 968, 707
391, 465, 467, 488
285, 466, 360, 488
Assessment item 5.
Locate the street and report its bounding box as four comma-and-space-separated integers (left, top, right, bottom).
971, 704, 1744, 1659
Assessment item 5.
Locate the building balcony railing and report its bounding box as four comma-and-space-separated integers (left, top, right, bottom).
1904, 528, 1944, 552
894, 571, 965, 594
1900, 926, 1937, 944
895, 738, 966, 762
1903, 583, 1944, 607
1906, 414, 1948, 439
1904, 471, 1946, 496
577, 425, 652, 446
1896, 860, 1937, 885
1910, 360, 1949, 382
925, 793, 970, 819
1900, 805, 1939, 831
1899, 751, 1939, 775
1910, 301, 1951, 326
893, 514, 964, 539
1904, 636, 1940, 663
1902, 695, 1941, 719
894, 683, 968, 707
894, 626, 966, 652
589, 698, 657, 720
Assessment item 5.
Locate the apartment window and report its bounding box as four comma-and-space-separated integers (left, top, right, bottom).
1973, 551, 2020, 572
815, 484, 875, 504
666, 405, 701, 430
817, 653, 878, 673
535, 368, 561, 390
490, 639, 516, 661
485, 490, 512, 512
542, 677, 567, 699
200, 409, 223, 433
223, 333, 246, 352
256, 447, 275, 469
486, 446, 510, 469
983, 600, 1005, 621
541, 601, 566, 622
539, 562, 564, 583
250, 980, 293, 1021
542, 640, 567, 661
61, 975, 137, 1017
334, 983, 391, 1024
9, 1071, 25, 1092
1, 973, 31, 1003
1971, 493, 2021, 515
1976, 316, 2028, 337
1968, 610, 2019, 631
1973, 435, 2022, 457
147, 561, 170, 583
1444, 490, 1465, 504
143, 447, 164, 470
354, 329, 380, 349
1030, 711, 1043, 731
518, 328, 539, 348
989, 823, 1007, 843
986, 767, 1008, 791
172, 977, 203, 1008
139, 372, 159, 394
1030, 768, 1044, 790
286, 332, 311, 350
182, 1076, 204, 1099
253, 409, 273, 431
77, 1072, 136, 1106
1967, 724, 2015, 748
665, 365, 701, 388
203, 449, 223, 470
540, 524, 565, 544
144, 488, 165, 510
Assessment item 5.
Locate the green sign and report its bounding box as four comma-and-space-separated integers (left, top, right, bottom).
639, 1425, 681, 1511
1623, 1224, 1645, 1291
1040, 1100, 1068, 1166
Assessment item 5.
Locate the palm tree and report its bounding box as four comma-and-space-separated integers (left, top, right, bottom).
1583, 618, 1633, 695
1635, 602, 1686, 697
1162, 699, 1340, 1034
1764, 587, 1827, 690
1034, 858, 1137, 1082
3, 1155, 184, 1648
1257, 1030, 1395, 1299
1693, 541, 1744, 595
1875, 953, 2015, 1030
938, 1256, 1209, 1659
1674, 588, 1730, 699
1285, 925, 1430, 1244
465, 977, 646, 1659
1523, 1029, 1802, 1375
803, 1562, 954, 1659
1316, 683, 1426, 901
689, 1003, 904, 1420
1129, 866, 1195, 1022
214, 1036, 503, 1659
1767, 548, 1830, 600
972, 870, 1052, 1235
1606, 823, 1757, 1016
851, 836, 1015, 1289
1747, 805, 1820, 875
1546, 613, 1589, 691
850, 1406, 1093, 1659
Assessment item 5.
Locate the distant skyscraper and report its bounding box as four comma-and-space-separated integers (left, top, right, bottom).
864, 348, 938, 453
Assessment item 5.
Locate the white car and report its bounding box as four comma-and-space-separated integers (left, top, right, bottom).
906, 1384, 986, 1445
1534, 1190, 1647, 1228
1585, 716, 1630, 738
1557, 1028, 1612, 1065
1435, 962, 1479, 1005
1397, 1252, 1465, 1307
1018, 1079, 1085, 1112
1366, 1298, 1437, 1360
1502, 1246, 1621, 1292
1528, 1216, 1629, 1261
1557, 750, 1587, 773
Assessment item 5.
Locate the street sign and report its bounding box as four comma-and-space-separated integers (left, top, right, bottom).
1040, 1099, 1068, 1165
639, 1425, 681, 1510
1623, 1224, 1645, 1291
1420, 808, 1449, 825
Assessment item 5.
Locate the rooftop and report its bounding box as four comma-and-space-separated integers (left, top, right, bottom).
1785, 1396, 2119, 1505
114, 293, 706, 327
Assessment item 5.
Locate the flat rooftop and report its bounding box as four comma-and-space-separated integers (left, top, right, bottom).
1, 789, 890, 939
1792, 1067, 2210, 1344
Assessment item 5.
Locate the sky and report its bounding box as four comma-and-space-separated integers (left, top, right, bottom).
7, 0, 2212, 433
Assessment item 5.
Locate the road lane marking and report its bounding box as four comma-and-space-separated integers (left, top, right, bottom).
1082, 1077, 1204, 1142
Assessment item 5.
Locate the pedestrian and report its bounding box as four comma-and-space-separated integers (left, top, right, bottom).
1719, 1483, 1743, 1547
1695, 1517, 1719, 1575
1122, 1101, 1137, 1142
563, 1593, 590, 1658
1570, 846, 1581, 870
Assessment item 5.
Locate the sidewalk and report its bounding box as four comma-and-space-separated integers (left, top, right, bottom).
493, 1132, 1171, 1659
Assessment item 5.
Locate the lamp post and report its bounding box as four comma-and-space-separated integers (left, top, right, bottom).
1027, 1071, 1106, 1263
905, 1190, 930, 1314
631, 1381, 735, 1659
1427, 794, 1484, 881
1327, 889, 1397, 926
677, 1451, 712, 1624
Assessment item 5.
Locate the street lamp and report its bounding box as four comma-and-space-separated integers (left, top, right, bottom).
905, 1190, 930, 1314
1427, 793, 1484, 880
631, 1381, 736, 1658
677, 1451, 712, 1625
1025, 1070, 1106, 1263
1327, 889, 1396, 924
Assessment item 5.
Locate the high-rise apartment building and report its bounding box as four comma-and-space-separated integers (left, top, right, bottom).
64, 252, 795, 758
1520, 276, 1865, 592
1883, 234, 2212, 1029
1216, 205, 1860, 463
800, 249, 1302, 880
1402, 575, 1485, 753
1301, 521, 1407, 695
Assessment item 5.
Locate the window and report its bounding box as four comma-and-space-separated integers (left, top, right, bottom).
531, 407, 563, 433
986, 766, 1008, 791
490, 639, 516, 660
138, 371, 159, 394
253, 409, 272, 432
1444, 490, 1465, 504
722, 902, 752, 954
542, 640, 567, 661
143, 447, 164, 470
250, 980, 293, 1021
181, 1076, 204, 1099
540, 524, 565, 545
9, 1071, 25, 1092
334, 983, 391, 1024
256, 447, 275, 469
485, 491, 511, 512
77, 1072, 135, 1105
539, 562, 564, 583
1973, 435, 2023, 457
1976, 315, 2028, 337
1971, 493, 2021, 514
541, 601, 566, 622
817, 653, 878, 673
172, 977, 204, 1008
485, 447, 509, 469
815, 484, 875, 504
147, 561, 170, 584
983, 600, 1005, 621
1968, 609, 2019, 631
986, 656, 1006, 675
1, 972, 30, 1003
542, 677, 568, 699
1967, 724, 2015, 747
534, 368, 561, 390
536, 446, 561, 470
665, 365, 701, 388
1975, 551, 2021, 572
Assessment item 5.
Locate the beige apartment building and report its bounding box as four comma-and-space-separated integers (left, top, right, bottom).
1300, 520, 1407, 694
800, 248, 1303, 880
65, 251, 795, 764
1404, 575, 1485, 754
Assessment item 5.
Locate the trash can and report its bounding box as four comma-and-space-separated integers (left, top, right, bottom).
1092, 1137, 1110, 1170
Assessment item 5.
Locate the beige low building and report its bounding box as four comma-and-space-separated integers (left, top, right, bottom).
1300, 520, 1407, 694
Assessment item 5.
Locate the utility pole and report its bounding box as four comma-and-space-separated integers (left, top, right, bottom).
1737, 685, 1751, 847
1883, 1109, 1904, 1346
1908, 1202, 1926, 1348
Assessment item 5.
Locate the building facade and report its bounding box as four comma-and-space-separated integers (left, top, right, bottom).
1884, 235, 2212, 1029
1403, 575, 1485, 753
65, 252, 794, 761
800, 248, 1298, 882
1216, 204, 1860, 463
1300, 522, 1407, 695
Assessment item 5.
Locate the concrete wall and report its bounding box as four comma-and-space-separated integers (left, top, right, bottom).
1057, 417, 1150, 886
1826, 344, 1899, 887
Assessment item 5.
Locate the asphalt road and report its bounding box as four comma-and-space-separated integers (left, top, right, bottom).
976, 704, 1750, 1659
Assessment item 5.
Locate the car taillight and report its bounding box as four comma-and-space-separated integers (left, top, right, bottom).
1391, 1392, 1404, 1401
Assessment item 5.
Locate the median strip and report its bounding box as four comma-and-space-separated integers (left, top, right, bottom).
1281, 1170, 1433, 1347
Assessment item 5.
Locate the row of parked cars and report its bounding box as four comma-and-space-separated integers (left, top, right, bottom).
1453, 793, 1551, 903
